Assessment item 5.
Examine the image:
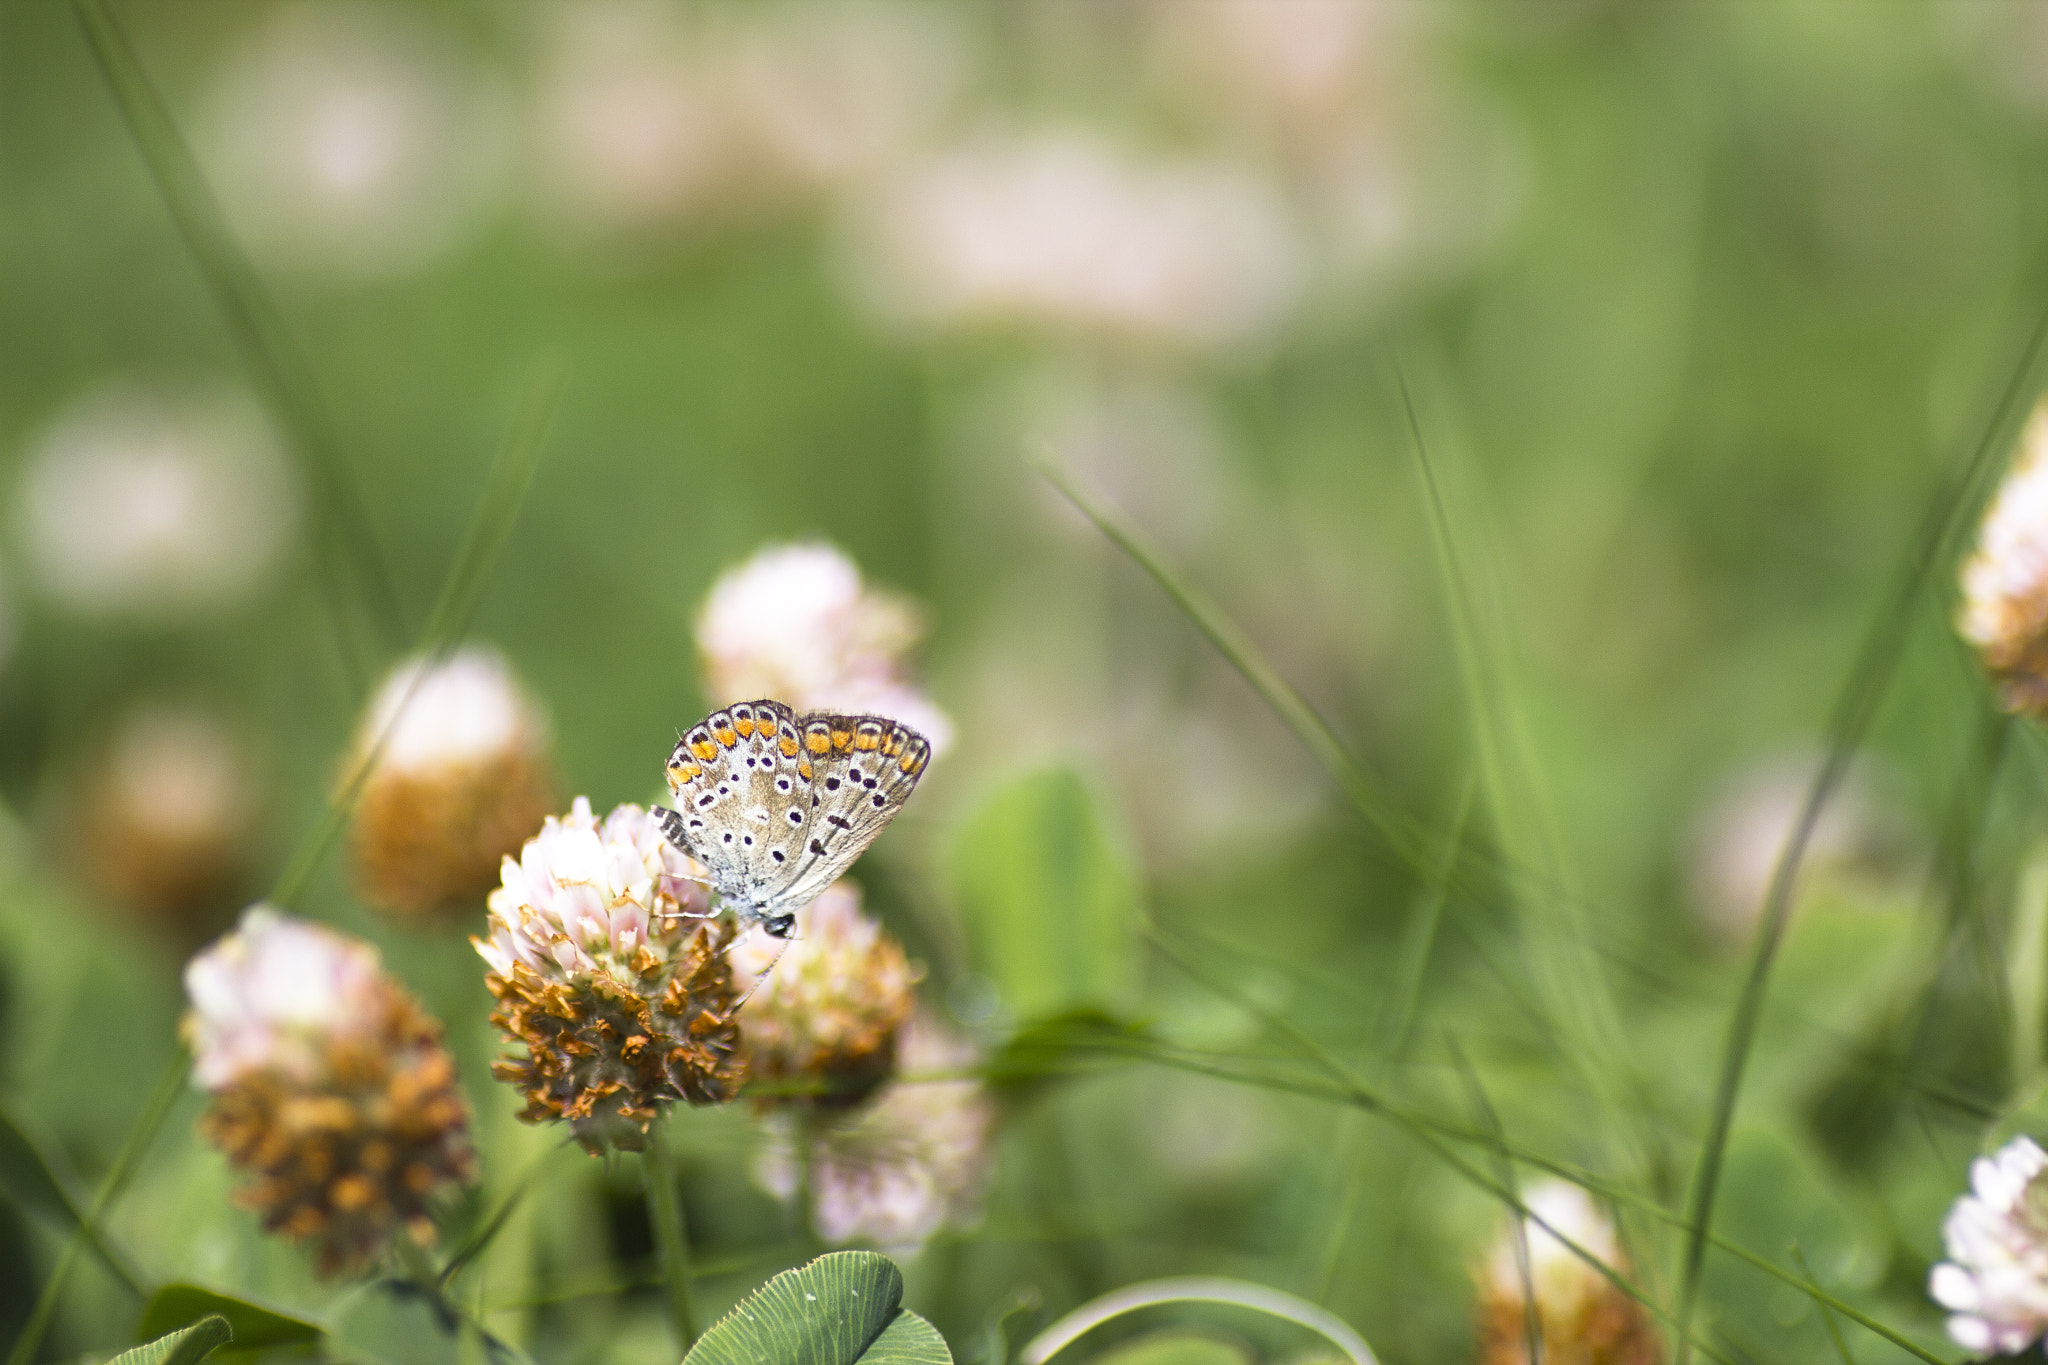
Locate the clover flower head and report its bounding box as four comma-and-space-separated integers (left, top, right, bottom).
476, 798, 742, 1151
845, 131, 1304, 353
732, 881, 920, 1107
198, 0, 508, 278
348, 646, 554, 919
533, 0, 963, 239
1477, 1179, 1660, 1365
753, 1014, 991, 1254
183, 907, 476, 1276
79, 704, 257, 928
1931, 1136, 2048, 1356
1961, 403, 2048, 716
15, 380, 297, 618
697, 541, 952, 755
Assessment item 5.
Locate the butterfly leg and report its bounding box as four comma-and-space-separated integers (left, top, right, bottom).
732, 933, 793, 1012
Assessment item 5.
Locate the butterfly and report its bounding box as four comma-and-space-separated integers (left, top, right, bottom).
654, 698, 930, 940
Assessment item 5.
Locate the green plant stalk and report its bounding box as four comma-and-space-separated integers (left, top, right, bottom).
7, 1053, 191, 1365
2010, 843, 2048, 1092
75, 0, 404, 661
265, 364, 564, 909
1672, 261, 2048, 1365
1391, 358, 1655, 1204
1136, 929, 1954, 1365
1034, 457, 1435, 878
646, 1117, 701, 1351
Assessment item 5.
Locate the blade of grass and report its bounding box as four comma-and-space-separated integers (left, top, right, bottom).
440, 1136, 573, 1290
75, 0, 404, 667
1379, 777, 1472, 1063
1034, 457, 1435, 877
6, 1053, 191, 1365
1390, 358, 1654, 1189
1446, 1033, 1543, 1365
266, 364, 564, 908
1673, 262, 2048, 1365
1135, 928, 1955, 1365
644, 1116, 700, 1352
1789, 1243, 1855, 1365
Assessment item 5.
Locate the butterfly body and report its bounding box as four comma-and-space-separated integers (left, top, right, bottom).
656, 698, 929, 938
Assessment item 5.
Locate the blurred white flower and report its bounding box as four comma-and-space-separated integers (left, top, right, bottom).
1151, 0, 1401, 135
1476, 1179, 1658, 1365
183, 905, 475, 1275
477, 798, 741, 1147
842, 131, 1304, 353
80, 704, 257, 926
15, 381, 297, 617
1685, 752, 1913, 941
184, 905, 385, 1089
531, 0, 965, 239
697, 541, 952, 754
732, 880, 919, 1107
199, 0, 509, 278
348, 646, 555, 918
1145, 0, 1521, 311
530, 1, 726, 234
358, 646, 539, 772
1962, 401, 2048, 714
1481, 1180, 1619, 1316
720, 2, 967, 196
1931, 1136, 2048, 1356
753, 1014, 991, 1254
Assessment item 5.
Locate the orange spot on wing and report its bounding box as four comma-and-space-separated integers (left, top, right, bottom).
779, 736, 799, 757
854, 732, 881, 751
899, 752, 923, 774
805, 731, 831, 754
714, 727, 738, 747
830, 728, 853, 752
798, 760, 813, 780
690, 740, 718, 763
734, 717, 754, 739
757, 716, 777, 736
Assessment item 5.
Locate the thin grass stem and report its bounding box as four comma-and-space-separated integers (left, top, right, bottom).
6, 1052, 190, 1365
645, 1116, 701, 1351
1673, 254, 2048, 1365
75, 0, 405, 659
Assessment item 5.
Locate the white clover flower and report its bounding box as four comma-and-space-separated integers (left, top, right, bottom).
183, 906, 475, 1275
530, 1, 728, 235
1151, 0, 1398, 133
1932, 1136, 2048, 1356
348, 646, 556, 918
15, 381, 297, 617
1476, 1179, 1658, 1365
532, 0, 965, 240
753, 1014, 991, 1254
1684, 751, 1913, 941
720, 1, 967, 195
477, 799, 741, 1147
1482, 1180, 1619, 1317
1962, 403, 2048, 715
842, 131, 1304, 353
732, 881, 919, 1106
697, 542, 952, 755
477, 797, 712, 980
199, 0, 509, 278
184, 906, 386, 1090
81, 704, 257, 925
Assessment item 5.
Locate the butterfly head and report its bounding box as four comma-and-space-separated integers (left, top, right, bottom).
762, 911, 796, 939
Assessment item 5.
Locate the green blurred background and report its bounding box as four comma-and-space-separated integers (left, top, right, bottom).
6, 0, 2048, 1361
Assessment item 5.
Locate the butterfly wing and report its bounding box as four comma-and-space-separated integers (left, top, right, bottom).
663, 700, 928, 918
773, 712, 930, 907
